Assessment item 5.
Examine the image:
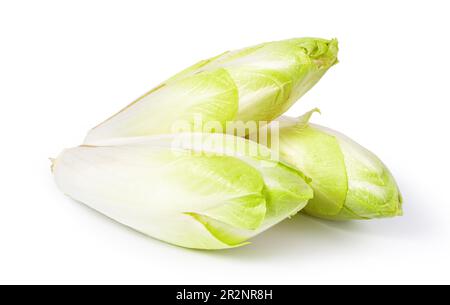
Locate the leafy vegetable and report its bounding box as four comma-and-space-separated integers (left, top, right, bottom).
84, 38, 338, 145
254, 110, 403, 220
53, 133, 313, 249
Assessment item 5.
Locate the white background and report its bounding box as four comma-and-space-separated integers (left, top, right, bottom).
1, 0, 449, 284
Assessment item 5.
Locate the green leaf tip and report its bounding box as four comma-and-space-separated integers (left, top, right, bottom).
291, 38, 339, 68
83, 38, 339, 145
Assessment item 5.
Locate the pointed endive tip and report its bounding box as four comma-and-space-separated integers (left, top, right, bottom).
327, 38, 339, 67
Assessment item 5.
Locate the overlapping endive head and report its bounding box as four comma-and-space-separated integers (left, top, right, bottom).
84, 38, 338, 145
254, 110, 402, 220
53, 133, 313, 249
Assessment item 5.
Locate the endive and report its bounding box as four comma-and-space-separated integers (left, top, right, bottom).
84, 38, 338, 145
53, 133, 313, 249
253, 110, 402, 220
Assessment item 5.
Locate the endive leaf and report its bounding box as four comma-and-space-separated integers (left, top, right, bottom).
84, 38, 338, 145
